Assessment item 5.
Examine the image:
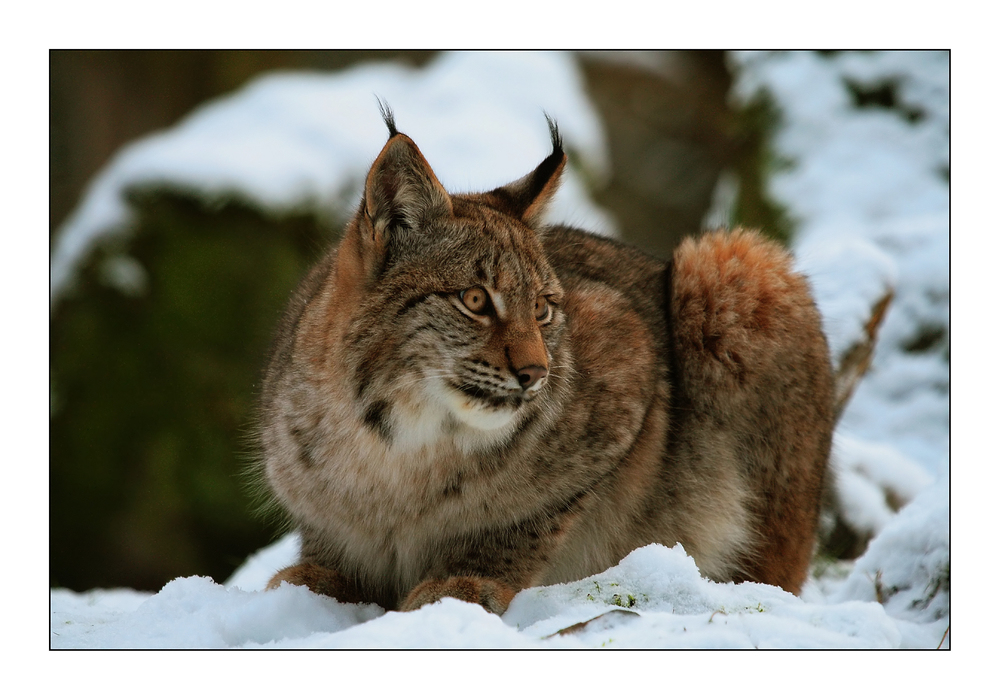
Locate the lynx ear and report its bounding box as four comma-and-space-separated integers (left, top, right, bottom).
489, 116, 567, 229
361, 116, 453, 256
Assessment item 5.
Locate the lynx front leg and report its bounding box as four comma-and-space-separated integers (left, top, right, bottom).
266, 563, 366, 605
399, 518, 563, 615
400, 576, 516, 616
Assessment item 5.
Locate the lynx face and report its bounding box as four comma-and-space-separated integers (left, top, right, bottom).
345, 199, 567, 450
320, 112, 572, 454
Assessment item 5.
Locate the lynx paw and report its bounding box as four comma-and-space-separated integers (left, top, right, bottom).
400, 576, 516, 616
266, 563, 364, 604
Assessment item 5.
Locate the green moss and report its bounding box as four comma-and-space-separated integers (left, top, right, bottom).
728, 88, 796, 245
50, 190, 330, 590
610, 592, 637, 608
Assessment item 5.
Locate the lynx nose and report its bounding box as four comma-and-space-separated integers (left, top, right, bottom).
516, 365, 548, 390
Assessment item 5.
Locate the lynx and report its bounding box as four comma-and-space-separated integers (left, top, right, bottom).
258, 109, 834, 615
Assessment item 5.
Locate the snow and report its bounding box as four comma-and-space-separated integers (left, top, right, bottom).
49, 51, 949, 649
830, 477, 950, 649
55, 541, 909, 649
831, 432, 933, 538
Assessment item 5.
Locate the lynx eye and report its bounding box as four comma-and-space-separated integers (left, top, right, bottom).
534, 296, 551, 322
460, 287, 491, 315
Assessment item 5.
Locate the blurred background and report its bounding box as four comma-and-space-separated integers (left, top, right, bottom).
48, 50, 881, 592
51, 50, 777, 592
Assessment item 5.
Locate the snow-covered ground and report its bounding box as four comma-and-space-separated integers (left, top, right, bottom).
49, 51, 949, 649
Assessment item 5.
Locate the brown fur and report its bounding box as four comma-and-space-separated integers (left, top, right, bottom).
258, 114, 834, 614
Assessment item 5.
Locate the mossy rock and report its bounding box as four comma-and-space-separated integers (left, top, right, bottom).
50, 189, 333, 591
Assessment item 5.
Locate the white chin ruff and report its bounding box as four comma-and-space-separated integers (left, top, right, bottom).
442, 387, 517, 431
389, 377, 519, 454
414, 376, 515, 432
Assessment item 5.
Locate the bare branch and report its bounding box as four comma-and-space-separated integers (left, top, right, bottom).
832, 290, 894, 423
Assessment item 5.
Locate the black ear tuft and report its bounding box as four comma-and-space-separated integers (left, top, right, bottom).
543, 112, 564, 156
487, 114, 568, 228
361, 120, 453, 268
376, 96, 399, 137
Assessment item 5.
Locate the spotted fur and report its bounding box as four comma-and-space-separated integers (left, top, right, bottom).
259, 115, 834, 614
